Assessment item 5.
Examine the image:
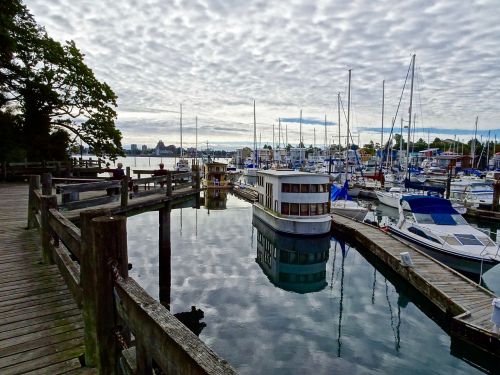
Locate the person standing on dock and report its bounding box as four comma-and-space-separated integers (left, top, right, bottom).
153, 163, 168, 187
107, 162, 125, 195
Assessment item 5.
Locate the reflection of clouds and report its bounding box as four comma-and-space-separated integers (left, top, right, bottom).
24, 0, 500, 147
126, 196, 478, 374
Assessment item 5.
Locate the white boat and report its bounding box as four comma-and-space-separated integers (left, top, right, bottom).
386, 195, 500, 274
450, 180, 493, 209
330, 181, 368, 221
376, 187, 466, 214
253, 170, 331, 235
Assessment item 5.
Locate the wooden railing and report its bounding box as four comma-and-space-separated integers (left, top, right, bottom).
1, 158, 105, 180
27, 174, 235, 374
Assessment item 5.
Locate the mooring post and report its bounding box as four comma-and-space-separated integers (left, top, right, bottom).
40, 195, 57, 264
445, 174, 451, 200
27, 175, 41, 229
79, 209, 108, 368
83, 214, 128, 374
191, 164, 198, 189
493, 179, 500, 212
121, 167, 130, 208
42, 172, 52, 195
159, 204, 172, 309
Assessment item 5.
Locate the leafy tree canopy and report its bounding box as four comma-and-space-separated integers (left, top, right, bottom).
0, 0, 124, 161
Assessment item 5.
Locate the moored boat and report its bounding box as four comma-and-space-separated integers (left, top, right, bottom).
386, 195, 500, 275
253, 170, 331, 235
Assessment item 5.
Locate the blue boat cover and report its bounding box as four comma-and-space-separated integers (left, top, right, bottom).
401, 195, 459, 215
330, 181, 352, 201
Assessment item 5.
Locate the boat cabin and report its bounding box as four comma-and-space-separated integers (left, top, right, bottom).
203, 162, 228, 187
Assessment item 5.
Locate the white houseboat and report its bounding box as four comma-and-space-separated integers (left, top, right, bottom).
253, 170, 331, 235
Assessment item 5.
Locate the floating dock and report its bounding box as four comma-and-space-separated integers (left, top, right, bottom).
331, 213, 499, 361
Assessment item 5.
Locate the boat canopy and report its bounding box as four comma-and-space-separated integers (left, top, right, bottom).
401, 196, 459, 215
330, 181, 351, 201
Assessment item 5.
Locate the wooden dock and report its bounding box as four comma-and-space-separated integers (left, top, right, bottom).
331, 213, 500, 361
0, 183, 91, 374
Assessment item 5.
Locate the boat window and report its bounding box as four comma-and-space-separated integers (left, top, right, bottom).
318, 184, 325, 193
408, 226, 441, 243
281, 202, 290, 215
282, 183, 290, 192
310, 204, 317, 216
414, 214, 434, 224
317, 203, 324, 215
441, 236, 461, 246
454, 234, 483, 246
451, 215, 467, 225
300, 203, 309, 216
291, 184, 300, 193
310, 184, 318, 193
301, 184, 309, 193
290, 203, 299, 215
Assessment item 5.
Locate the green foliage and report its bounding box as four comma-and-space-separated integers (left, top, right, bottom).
0, 0, 123, 161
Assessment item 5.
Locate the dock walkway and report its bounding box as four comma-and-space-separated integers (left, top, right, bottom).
0, 183, 90, 374
331, 213, 499, 359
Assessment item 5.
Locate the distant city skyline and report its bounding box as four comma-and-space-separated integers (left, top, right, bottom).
25, 0, 500, 150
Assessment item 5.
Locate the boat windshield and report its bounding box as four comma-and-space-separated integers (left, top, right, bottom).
414, 213, 468, 225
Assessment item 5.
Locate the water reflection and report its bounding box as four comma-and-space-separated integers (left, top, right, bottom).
253, 217, 329, 293
203, 189, 228, 211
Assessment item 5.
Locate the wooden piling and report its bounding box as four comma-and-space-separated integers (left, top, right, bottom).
40, 195, 58, 264
166, 172, 173, 197
27, 175, 41, 228
42, 172, 52, 195
159, 205, 171, 309
79, 209, 109, 368
87, 215, 128, 374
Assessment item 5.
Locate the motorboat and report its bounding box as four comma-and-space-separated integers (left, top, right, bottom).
386, 195, 500, 274
252, 170, 331, 235
450, 180, 493, 209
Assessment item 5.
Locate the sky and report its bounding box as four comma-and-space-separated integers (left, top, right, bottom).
24, 0, 500, 150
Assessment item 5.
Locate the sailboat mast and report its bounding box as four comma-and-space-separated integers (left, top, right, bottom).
324, 115, 327, 152
345, 69, 351, 182
299, 109, 303, 147
195, 116, 198, 159
337, 93, 341, 152
486, 130, 491, 169
180, 103, 183, 159
381, 80, 385, 166
253, 100, 257, 166
406, 54, 415, 175
278, 118, 281, 149
472, 116, 478, 168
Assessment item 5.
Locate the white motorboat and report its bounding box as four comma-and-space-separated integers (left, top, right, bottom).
450, 180, 493, 209
253, 170, 331, 235
386, 195, 500, 274
330, 181, 368, 221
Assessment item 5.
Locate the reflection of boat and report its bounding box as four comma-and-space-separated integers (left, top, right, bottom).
387, 195, 500, 274
253, 170, 331, 235
204, 189, 227, 210
253, 216, 329, 293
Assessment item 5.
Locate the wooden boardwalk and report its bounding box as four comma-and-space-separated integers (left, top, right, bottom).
0, 183, 91, 374
331, 213, 499, 359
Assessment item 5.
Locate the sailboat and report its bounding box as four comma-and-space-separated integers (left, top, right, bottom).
330, 70, 368, 221
242, 100, 259, 184
176, 104, 190, 173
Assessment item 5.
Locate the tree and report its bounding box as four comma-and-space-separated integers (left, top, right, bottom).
0, 0, 123, 161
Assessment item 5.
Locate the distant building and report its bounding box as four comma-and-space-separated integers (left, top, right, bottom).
131, 144, 138, 152
155, 140, 168, 156
142, 145, 148, 153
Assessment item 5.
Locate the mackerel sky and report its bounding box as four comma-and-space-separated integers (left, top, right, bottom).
25, 0, 500, 149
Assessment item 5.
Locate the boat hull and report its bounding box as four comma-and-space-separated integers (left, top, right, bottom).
253, 204, 331, 236
388, 226, 499, 274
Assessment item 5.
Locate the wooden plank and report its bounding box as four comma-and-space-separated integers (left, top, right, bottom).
48, 209, 81, 259
0, 308, 81, 334
0, 289, 72, 311
51, 243, 82, 306
21, 357, 83, 375
0, 297, 77, 321
57, 180, 120, 194
0, 314, 82, 341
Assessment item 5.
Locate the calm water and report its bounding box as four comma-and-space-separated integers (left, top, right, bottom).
125, 192, 491, 375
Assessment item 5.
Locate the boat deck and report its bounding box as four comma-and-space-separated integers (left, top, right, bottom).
0, 183, 91, 374
331, 213, 499, 359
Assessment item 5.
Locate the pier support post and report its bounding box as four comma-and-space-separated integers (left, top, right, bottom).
42, 172, 52, 195
27, 175, 41, 229
159, 204, 172, 309
82, 213, 128, 374
40, 195, 57, 264
493, 180, 500, 212
80, 209, 108, 368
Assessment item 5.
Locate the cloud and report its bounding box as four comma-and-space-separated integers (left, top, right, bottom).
23, 0, 500, 149
281, 118, 336, 126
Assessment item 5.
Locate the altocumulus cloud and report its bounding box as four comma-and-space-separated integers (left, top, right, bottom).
23, 0, 500, 148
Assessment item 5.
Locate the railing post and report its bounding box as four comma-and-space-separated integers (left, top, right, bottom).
40, 195, 57, 264
121, 167, 130, 208
166, 171, 172, 197
42, 172, 52, 195
27, 175, 41, 229
81, 213, 127, 374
